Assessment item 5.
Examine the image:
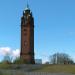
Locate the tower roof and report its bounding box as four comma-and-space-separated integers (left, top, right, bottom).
23, 1, 32, 16
25, 1, 30, 11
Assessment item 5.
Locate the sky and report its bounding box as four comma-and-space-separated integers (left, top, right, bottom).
0, 0, 75, 63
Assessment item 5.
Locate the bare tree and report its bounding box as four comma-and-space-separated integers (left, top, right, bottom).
2, 53, 12, 64
50, 53, 74, 64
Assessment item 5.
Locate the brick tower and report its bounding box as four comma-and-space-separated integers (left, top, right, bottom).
20, 5, 35, 64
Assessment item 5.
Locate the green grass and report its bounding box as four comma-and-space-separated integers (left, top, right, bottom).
32, 64, 75, 74
0, 63, 11, 69
0, 63, 75, 74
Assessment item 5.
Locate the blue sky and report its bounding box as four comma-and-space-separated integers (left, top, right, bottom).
0, 0, 75, 63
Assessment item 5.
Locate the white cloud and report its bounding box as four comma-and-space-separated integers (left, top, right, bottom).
12, 49, 20, 58
0, 47, 11, 56
0, 47, 20, 61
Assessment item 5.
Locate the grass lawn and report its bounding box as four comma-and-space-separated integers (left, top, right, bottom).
32, 64, 75, 74
0, 63, 11, 69
0, 64, 75, 74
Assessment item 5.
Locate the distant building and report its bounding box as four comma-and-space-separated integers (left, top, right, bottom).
45, 62, 49, 64
35, 59, 42, 64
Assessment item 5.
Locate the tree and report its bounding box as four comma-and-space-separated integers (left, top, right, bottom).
2, 53, 12, 64
50, 53, 74, 64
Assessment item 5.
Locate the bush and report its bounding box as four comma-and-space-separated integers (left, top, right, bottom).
13, 58, 27, 64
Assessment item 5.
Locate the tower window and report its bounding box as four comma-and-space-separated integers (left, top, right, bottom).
24, 41, 27, 46
24, 29, 27, 31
